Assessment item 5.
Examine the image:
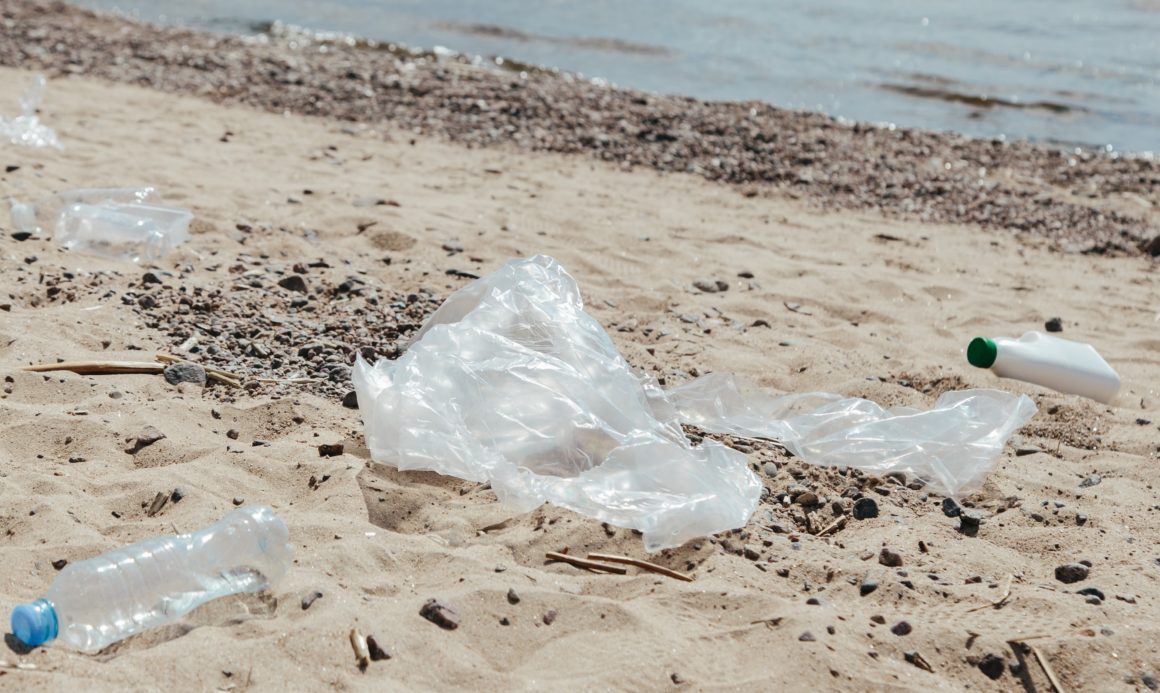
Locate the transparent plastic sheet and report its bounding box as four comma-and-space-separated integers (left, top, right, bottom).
353, 256, 1036, 550
0, 75, 62, 149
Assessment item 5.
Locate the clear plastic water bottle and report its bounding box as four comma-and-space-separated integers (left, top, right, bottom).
9, 187, 159, 236
54, 201, 193, 264
10, 506, 292, 653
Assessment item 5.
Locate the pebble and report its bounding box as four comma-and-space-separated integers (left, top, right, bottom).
277, 275, 308, 293
342, 390, 359, 409
852, 497, 878, 520
1079, 474, 1102, 488
1116, 593, 1137, 604
941, 498, 961, 518
870, 615, 885, 624
419, 598, 460, 630
1044, 317, 1063, 332
226, 429, 240, 440
142, 272, 163, 285
1076, 587, 1105, 602
1142, 672, 1159, 691
51, 559, 68, 570
232, 497, 244, 506
126, 425, 167, 453
860, 574, 879, 596
798, 631, 816, 642
692, 279, 719, 293
499, 617, 511, 626
978, 653, 1006, 680
878, 548, 903, 568
507, 588, 520, 605
542, 609, 558, 626
163, 362, 207, 387
762, 462, 778, 477
670, 672, 685, 685
794, 492, 818, 506
891, 621, 912, 636
1055, 563, 1090, 584
318, 443, 344, 457
1015, 446, 1042, 456
743, 545, 761, 561
365, 635, 390, 661
442, 240, 464, 254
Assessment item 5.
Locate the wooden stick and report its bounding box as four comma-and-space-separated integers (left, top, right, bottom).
1029, 645, 1065, 693
816, 516, 847, 537
23, 361, 164, 375
586, 552, 694, 582
967, 574, 1013, 612
545, 551, 627, 575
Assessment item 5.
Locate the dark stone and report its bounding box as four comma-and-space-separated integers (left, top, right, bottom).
10, 231, 32, 242
542, 609, 557, 626
278, 274, 308, 293
1044, 317, 1063, 332
798, 631, 816, 642
1055, 563, 1090, 584
499, 617, 511, 626
169, 487, 185, 503
1142, 672, 1159, 691
51, 559, 68, 570
670, 672, 685, 685
226, 429, 240, 440
860, 574, 879, 596
125, 425, 167, 453
419, 598, 460, 630
743, 545, 761, 560
1076, 587, 1105, 601
507, 588, 520, 605
891, 621, 912, 636
692, 279, 719, 293
1079, 474, 1102, 488
878, 548, 903, 567
342, 390, 359, 409
978, 653, 1006, 680
318, 443, 344, 457
163, 362, 207, 387
852, 497, 879, 520
941, 498, 961, 518
142, 272, 163, 285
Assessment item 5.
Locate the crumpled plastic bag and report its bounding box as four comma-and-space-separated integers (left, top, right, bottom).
1, 75, 62, 149
353, 255, 1036, 550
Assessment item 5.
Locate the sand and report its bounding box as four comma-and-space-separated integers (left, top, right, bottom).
2, 63, 1160, 692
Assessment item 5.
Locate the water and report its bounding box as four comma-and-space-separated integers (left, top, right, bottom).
73, 0, 1159, 153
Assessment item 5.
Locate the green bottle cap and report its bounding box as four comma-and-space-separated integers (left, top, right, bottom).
966, 337, 997, 368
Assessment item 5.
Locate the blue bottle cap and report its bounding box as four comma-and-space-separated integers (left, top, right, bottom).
11, 599, 58, 647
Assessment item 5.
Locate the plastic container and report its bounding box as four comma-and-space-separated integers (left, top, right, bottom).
966, 331, 1120, 403
10, 506, 292, 653
54, 201, 192, 263
10, 187, 159, 237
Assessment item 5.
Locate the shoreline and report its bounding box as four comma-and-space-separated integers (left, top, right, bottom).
2, 0, 1158, 255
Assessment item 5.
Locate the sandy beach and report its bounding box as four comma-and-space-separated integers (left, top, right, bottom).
3, 3, 1160, 691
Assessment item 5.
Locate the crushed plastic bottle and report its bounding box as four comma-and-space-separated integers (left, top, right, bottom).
55, 201, 193, 263
10, 506, 292, 653
10, 187, 159, 237
0, 74, 61, 149
967, 331, 1121, 403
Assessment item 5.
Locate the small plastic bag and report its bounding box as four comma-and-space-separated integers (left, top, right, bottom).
1, 75, 62, 149
353, 256, 1035, 550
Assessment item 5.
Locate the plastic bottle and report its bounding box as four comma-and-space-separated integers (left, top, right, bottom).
54, 201, 192, 263
9, 187, 159, 236
10, 506, 292, 653
966, 331, 1120, 403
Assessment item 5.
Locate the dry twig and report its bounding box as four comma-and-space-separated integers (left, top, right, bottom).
544, 551, 627, 575
1008, 638, 1066, 693
586, 552, 695, 582
23, 360, 163, 375
815, 516, 848, 537
967, 574, 1014, 612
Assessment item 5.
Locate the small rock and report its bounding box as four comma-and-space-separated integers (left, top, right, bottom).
1076, 587, 1105, 601
860, 574, 879, 596
507, 588, 520, 605
798, 631, 816, 642
870, 614, 885, 624
852, 497, 879, 520
318, 443, 344, 458
737, 271, 755, 279
232, 497, 244, 506
342, 390, 359, 409
499, 617, 511, 626
1142, 672, 1159, 691
891, 621, 912, 636
743, 545, 761, 560
542, 609, 557, 626
670, 672, 685, 685
1055, 563, 1090, 584
126, 425, 166, 454
1116, 593, 1137, 604
163, 362, 207, 387
794, 492, 819, 506
978, 653, 1006, 680
1044, 317, 1063, 333
1015, 446, 1042, 456
941, 498, 961, 518
762, 462, 778, 477
419, 598, 459, 630
878, 548, 903, 568
277, 275, 308, 293
301, 590, 323, 610
169, 487, 185, 503
692, 279, 719, 293
226, 429, 240, 440
959, 511, 984, 531
442, 240, 464, 254
365, 635, 390, 661
805, 597, 822, 606
1079, 474, 1102, 488
51, 559, 68, 571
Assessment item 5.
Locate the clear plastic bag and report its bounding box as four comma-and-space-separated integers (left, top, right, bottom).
1, 75, 61, 149
353, 256, 1036, 550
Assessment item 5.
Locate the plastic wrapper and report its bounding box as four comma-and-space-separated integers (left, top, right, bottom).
1, 75, 61, 149
353, 256, 1036, 550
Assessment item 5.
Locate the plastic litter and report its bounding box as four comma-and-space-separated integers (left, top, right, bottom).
9, 187, 191, 263
967, 331, 1120, 404
353, 256, 1036, 550
10, 506, 291, 652
0, 74, 61, 149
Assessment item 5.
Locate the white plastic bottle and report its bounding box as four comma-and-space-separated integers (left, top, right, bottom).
55, 201, 193, 263
966, 331, 1120, 403
9, 187, 159, 236
10, 506, 292, 653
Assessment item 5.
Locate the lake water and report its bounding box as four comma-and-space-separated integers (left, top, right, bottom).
72, 0, 1159, 153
